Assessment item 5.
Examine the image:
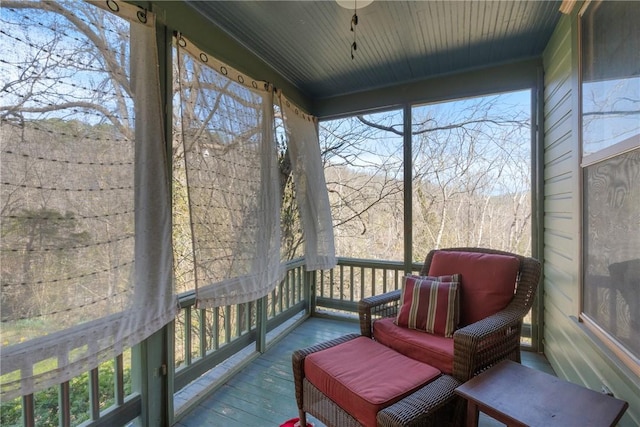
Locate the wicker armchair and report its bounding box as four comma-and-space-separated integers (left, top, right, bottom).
359, 247, 541, 383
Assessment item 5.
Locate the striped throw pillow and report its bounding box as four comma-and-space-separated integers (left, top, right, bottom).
395, 274, 460, 338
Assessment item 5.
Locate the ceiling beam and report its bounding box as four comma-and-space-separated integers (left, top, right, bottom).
313, 58, 543, 119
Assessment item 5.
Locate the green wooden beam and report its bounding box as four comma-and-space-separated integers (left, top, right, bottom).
313, 58, 542, 119
403, 104, 413, 273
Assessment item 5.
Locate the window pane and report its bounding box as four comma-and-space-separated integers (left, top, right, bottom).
583, 149, 640, 358
319, 110, 404, 260
582, 1, 640, 158
411, 91, 532, 258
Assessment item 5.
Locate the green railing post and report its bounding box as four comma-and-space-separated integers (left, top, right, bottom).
167, 320, 176, 426
132, 327, 169, 426
256, 296, 268, 353
305, 268, 316, 315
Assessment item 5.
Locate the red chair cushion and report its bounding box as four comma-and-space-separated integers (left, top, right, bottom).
396, 275, 460, 337
374, 317, 454, 374
428, 251, 520, 325
304, 336, 440, 427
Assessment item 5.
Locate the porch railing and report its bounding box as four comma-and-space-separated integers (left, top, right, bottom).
314, 258, 421, 315
173, 258, 309, 396
4, 256, 532, 426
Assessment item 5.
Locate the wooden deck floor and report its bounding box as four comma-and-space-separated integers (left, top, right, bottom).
175, 317, 554, 427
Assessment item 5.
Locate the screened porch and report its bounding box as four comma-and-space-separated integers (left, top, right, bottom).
1, 1, 639, 427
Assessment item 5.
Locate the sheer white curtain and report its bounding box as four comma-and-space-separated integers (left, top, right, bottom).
0, 1, 175, 399
280, 95, 337, 270
175, 36, 285, 307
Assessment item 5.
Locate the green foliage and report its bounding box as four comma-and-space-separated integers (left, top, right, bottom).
0, 396, 22, 427
0, 364, 131, 427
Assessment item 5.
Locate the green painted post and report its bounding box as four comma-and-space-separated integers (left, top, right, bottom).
257, 296, 268, 353
305, 268, 316, 316
531, 65, 545, 353
132, 328, 169, 426
403, 104, 413, 274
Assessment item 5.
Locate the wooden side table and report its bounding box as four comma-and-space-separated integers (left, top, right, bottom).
455, 360, 628, 427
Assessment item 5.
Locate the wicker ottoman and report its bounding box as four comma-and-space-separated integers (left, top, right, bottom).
292, 334, 461, 427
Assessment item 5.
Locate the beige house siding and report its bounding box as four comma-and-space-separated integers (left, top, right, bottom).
542, 11, 639, 426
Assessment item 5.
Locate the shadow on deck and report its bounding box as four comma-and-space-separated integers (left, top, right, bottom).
175, 317, 553, 427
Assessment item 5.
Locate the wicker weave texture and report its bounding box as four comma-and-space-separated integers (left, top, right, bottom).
303, 379, 362, 427
377, 375, 462, 427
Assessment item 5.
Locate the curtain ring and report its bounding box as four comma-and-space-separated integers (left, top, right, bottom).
106, 0, 119, 12
136, 9, 148, 24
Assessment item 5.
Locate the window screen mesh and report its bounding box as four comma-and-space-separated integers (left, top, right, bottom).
583, 148, 640, 359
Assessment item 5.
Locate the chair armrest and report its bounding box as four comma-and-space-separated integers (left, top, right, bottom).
377, 375, 462, 427
358, 289, 402, 337
452, 303, 527, 382
291, 333, 360, 410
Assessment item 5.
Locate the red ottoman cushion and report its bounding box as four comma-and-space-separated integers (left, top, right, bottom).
304, 336, 440, 427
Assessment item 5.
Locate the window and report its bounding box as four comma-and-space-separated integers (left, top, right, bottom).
581, 0, 640, 371
319, 111, 404, 260
411, 91, 532, 257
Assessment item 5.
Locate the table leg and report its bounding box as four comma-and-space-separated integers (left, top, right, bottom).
465, 401, 479, 427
